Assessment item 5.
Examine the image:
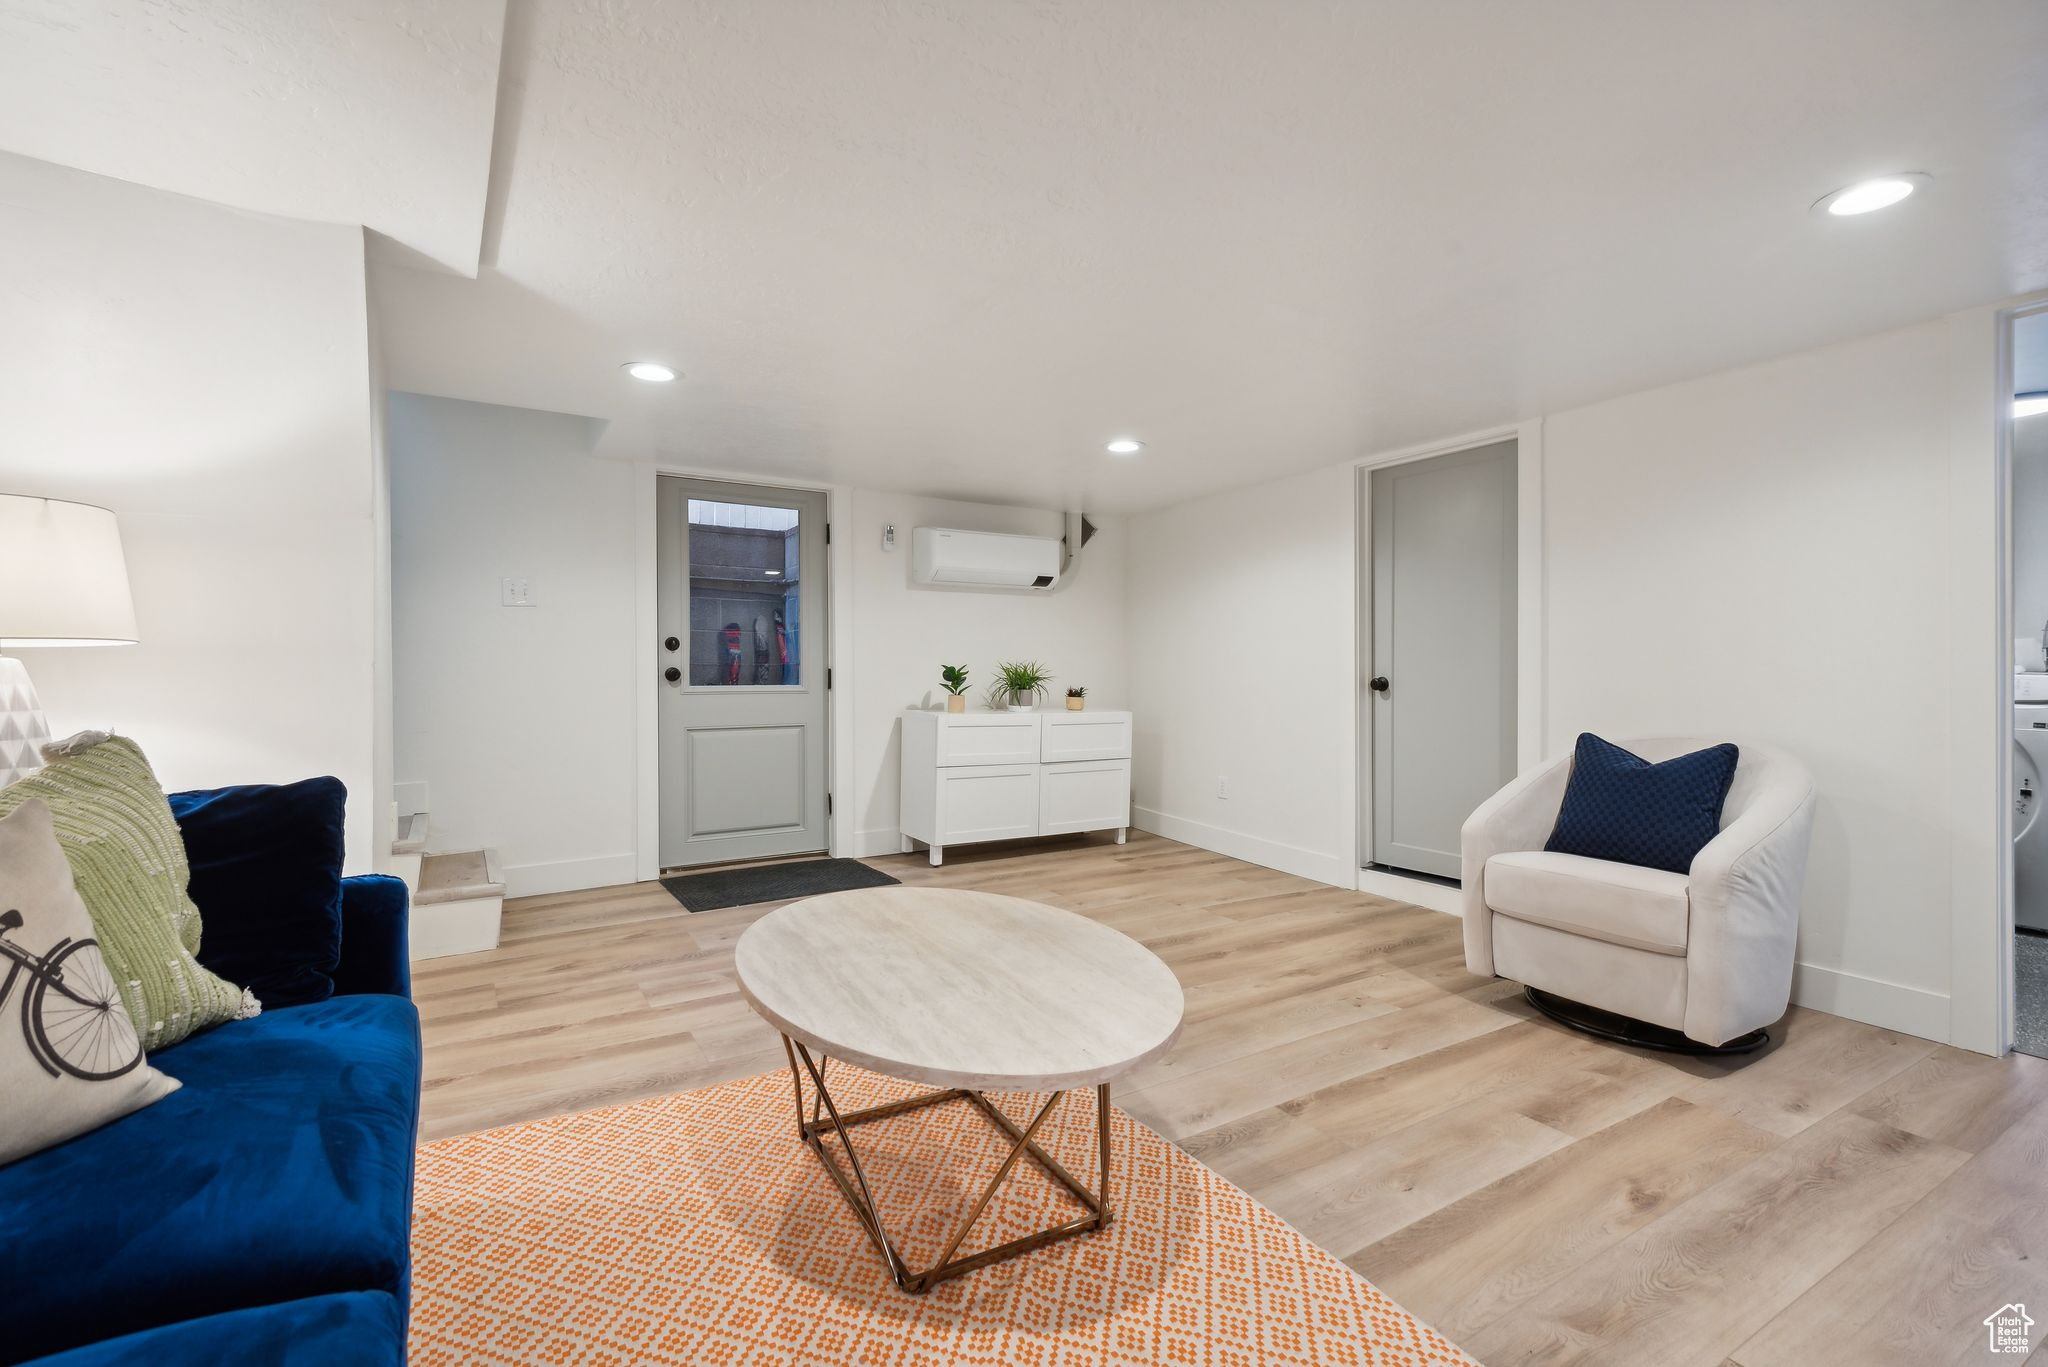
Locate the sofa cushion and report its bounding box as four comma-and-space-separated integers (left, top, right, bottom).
0, 994, 421, 1363
1486, 849, 1690, 955
169, 777, 348, 1009
1545, 732, 1740, 874
20, 1291, 405, 1367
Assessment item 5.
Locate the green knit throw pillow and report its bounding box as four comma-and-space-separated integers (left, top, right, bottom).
0, 733, 258, 1050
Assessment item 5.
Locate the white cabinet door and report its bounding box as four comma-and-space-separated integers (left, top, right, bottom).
1040, 759, 1131, 836
938, 764, 1041, 843
935, 714, 1041, 767
1040, 712, 1132, 762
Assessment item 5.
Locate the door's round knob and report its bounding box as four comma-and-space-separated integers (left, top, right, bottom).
664, 667, 682, 683
664, 636, 680, 652
1369, 676, 1390, 693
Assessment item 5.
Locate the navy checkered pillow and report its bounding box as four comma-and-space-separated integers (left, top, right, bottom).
1544, 734, 1740, 875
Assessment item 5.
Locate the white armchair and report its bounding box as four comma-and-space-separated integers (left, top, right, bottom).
1461, 738, 1816, 1052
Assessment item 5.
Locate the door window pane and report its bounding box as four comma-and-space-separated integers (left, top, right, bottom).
687, 499, 800, 685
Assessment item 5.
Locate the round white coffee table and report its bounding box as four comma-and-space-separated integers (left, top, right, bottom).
734, 885, 1185, 1293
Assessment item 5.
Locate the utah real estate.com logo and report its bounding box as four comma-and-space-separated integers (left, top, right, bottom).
1985, 1303, 2034, 1354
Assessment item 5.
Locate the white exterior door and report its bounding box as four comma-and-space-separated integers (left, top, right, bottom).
1369, 441, 1518, 879
657, 477, 829, 868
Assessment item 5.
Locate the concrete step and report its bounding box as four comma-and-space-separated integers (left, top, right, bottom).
388, 811, 428, 895
392, 810, 428, 856
412, 848, 504, 960
417, 847, 502, 904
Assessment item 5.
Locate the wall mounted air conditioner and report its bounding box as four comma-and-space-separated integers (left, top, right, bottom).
911, 526, 1063, 591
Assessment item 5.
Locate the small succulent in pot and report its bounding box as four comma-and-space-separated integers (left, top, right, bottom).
990, 660, 1053, 712
939, 663, 970, 713
1066, 686, 1087, 711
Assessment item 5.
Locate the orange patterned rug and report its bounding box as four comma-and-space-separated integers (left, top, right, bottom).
410, 1064, 1478, 1366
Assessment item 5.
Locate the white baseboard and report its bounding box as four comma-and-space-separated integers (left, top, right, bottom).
1131, 806, 1353, 888
1790, 961, 1950, 1043
851, 827, 907, 860
1356, 866, 1461, 915
501, 852, 640, 899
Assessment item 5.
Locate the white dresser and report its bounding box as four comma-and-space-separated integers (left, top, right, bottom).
899, 709, 1132, 865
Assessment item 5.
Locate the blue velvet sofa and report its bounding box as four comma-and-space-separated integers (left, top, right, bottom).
2, 875, 421, 1366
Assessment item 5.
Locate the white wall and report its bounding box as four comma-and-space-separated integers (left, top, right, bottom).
389, 394, 639, 897
369, 319, 398, 873
1540, 320, 1961, 1040
0, 152, 381, 868
388, 413, 1127, 884
844, 493, 1128, 856
1125, 463, 1358, 886
2013, 414, 2048, 660
1124, 314, 2005, 1046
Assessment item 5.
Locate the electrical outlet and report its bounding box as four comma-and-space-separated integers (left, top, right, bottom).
501, 576, 535, 607
1217, 776, 1230, 800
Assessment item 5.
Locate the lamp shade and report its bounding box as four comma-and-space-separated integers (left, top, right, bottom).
0, 495, 138, 646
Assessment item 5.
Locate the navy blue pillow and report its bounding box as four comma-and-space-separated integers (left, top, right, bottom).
1544, 734, 1739, 875
169, 776, 348, 1009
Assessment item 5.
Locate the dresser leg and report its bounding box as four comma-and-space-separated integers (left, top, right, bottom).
930, 844, 944, 867
900, 834, 912, 854
1115, 827, 1127, 845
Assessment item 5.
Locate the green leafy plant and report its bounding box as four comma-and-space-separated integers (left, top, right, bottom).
1066, 686, 1086, 698
990, 660, 1053, 708
939, 663, 970, 696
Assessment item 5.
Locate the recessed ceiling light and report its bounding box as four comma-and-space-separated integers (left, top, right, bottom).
1105, 438, 1144, 455
2018, 393, 2048, 419
624, 361, 678, 382
765, 568, 783, 576
1813, 173, 1929, 217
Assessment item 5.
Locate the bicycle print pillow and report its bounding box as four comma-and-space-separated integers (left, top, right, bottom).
0, 799, 178, 1167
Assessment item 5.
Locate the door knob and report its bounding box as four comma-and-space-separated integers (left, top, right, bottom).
664, 636, 680, 652
664, 667, 681, 683
1369, 676, 1390, 693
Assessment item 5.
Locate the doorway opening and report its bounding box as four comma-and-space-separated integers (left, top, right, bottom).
2008, 308, 2048, 1057
655, 476, 831, 870
1360, 439, 1519, 883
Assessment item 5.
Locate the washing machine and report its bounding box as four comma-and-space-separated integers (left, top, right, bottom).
2017, 676, 2048, 932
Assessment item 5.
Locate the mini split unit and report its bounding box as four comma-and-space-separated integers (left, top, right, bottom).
911, 526, 1063, 590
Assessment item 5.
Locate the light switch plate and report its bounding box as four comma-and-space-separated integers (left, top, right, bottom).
501, 576, 535, 607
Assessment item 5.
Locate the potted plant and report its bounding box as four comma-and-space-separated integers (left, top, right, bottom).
1066, 686, 1087, 711
939, 663, 970, 714
991, 660, 1053, 712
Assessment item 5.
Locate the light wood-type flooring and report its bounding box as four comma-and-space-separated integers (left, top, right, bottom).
412, 832, 2048, 1367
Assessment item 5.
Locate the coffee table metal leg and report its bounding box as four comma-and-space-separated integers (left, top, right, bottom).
787, 1038, 911, 1287
1097, 1081, 1112, 1226
960, 1090, 1106, 1222
927, 1091, 1064, 1273
777, 1033, 1120, 1294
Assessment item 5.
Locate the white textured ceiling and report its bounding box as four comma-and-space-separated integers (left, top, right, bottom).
0, 0, 504, 274
371, 0, 2048, 511
9, 2, 2048, 511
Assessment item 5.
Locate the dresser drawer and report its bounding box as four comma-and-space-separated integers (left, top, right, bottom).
1039, 759, 1131, 836
936, 764, 1041, 843
934, 713, 1042, 767
1040, 711, 1132, 763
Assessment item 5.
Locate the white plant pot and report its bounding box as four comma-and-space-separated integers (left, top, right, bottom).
1006, 692, 1036, 711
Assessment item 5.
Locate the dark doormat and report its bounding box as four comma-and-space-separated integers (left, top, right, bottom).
659, 857, 900, 913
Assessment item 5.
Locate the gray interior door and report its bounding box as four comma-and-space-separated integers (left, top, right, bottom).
658, 477, 828, 868
1370, 441, 1517, 879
